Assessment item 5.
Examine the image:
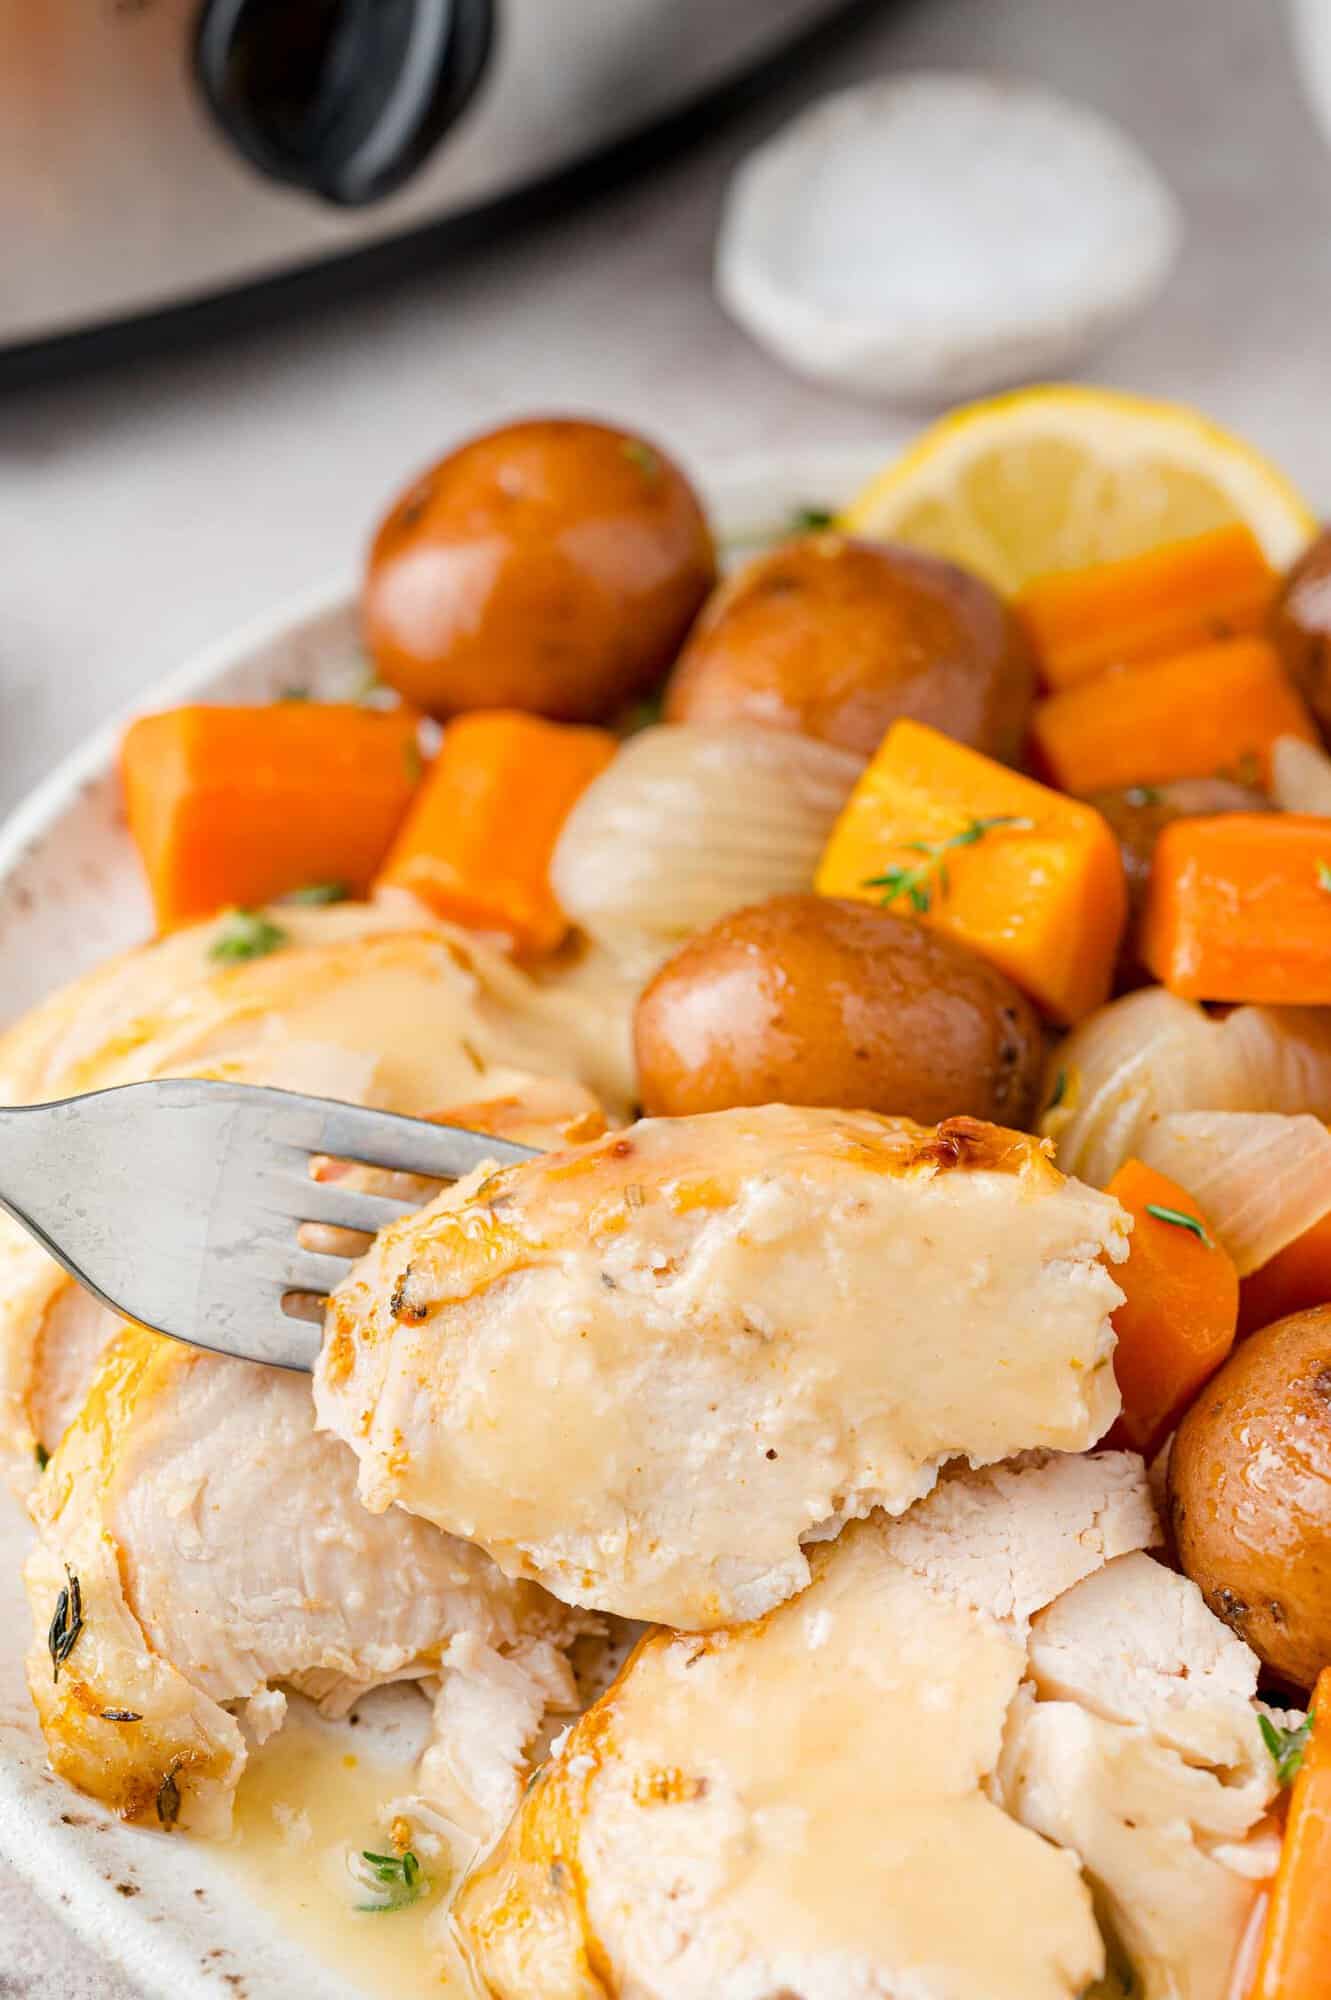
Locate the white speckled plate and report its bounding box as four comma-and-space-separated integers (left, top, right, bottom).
0, 448, 886, 2000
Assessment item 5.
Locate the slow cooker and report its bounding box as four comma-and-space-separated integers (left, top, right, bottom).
0, 0, 873, 376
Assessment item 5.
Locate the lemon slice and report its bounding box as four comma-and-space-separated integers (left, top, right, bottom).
839, 385, 1316, 593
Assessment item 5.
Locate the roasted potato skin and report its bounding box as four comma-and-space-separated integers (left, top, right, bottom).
1169, 1305, 1331, 1690
364, 419, 716, 722
634, 893, 1045, 1127
662, 535, 1035, 762
1090, 778, 1270, 989
1271, 527, 1331, 740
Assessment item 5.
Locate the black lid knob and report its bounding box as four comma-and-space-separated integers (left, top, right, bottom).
195, 0, 494, 207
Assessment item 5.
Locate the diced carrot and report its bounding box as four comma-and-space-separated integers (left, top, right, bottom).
1102, 1159, 1238, 1455
1030, 637, 1317, 796
814, 718, 1126, 1023
120, 704, 423, 932
1016, 525, 1277, 691
1249, 1668, 1331, 2000
1142, 814, 1331, 1004
1240, 1207, 1331, 1337
375, 710, 616, 959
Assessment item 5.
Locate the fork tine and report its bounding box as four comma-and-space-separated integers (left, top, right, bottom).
242, 1244, 354, 1295
259, 1171, 420, 1235
303, 1101, 538, 1180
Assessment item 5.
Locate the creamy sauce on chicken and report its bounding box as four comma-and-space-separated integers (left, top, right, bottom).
220, 1703, 481, 2000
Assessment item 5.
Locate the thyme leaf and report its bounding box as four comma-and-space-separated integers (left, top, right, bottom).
1144, 1202, 1212, 1249
1046, 1070, 1068, 1113
48, 1565, 84, 1683
284, 882, 348, 906
209, 909, 288, 964
1259, 1709, 1314, 1786
864, 815, 1035, 915
34, 1442, 49, 1471
356, 1848, 427, 1913
789, 504, 835, 533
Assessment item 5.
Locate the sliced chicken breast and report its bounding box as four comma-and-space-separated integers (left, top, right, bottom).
317, 1107, 1128, 1629
0, 902, 627, 1485
455, 1452, 1160, 2000
25, 1325, 589, 1839
997, 1553, 1287, 2000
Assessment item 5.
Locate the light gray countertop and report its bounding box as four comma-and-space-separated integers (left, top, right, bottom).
4, 0, 1331, 1988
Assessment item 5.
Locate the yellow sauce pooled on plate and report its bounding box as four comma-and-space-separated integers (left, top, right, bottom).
220, 1705, 480, 1999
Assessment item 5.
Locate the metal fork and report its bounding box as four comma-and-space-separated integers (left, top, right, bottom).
0, 1079, 537, 1372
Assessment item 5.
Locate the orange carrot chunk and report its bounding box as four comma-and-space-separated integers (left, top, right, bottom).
120, 704, 423, 932
1249, 1667, 1331, 2000
375, 709, 616, 959
1142, 813, 1331, 1004
1030, 636, 1317, 796
1239, 1207, 1331, 1337
1102, 1159, 1238, 1455
815, 718, 1125, 1024
1016, 525, 1277, 691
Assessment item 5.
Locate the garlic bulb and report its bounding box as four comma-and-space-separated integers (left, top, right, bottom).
1043, 986, 1331, 1188
1138, 1111, 1331, 1275
550, 724, 863, 973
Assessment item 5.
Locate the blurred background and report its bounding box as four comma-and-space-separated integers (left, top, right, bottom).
2, 0, 1331, 1986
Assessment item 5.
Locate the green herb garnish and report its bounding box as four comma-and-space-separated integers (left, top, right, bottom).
1259, 1709, 1314, 1786
209, 910, 289, 964
622, 439, 661, 483
864, 815, 1035, 915
620, 691, 664, 736
34, 1442, 49, 1472
101, 1708, 143, 1723
1124, 785, 1162, 807
1047, 1070, 1068, 1112
357, 1848, 427, 1913
48, 1565, 83, 1683
280, 686, 311, 702
1144, 1202, 1213, 1248
790, 505, 835, 533
284, 882, 348, 906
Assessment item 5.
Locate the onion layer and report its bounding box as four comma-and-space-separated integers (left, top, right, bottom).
550, 724, 864, 972
1137, 1112, 1331, 1275
1043, 987, 1331, 1188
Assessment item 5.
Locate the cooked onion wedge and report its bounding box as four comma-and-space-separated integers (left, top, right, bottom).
1137, 1111, 1331, 1275
549, 724, 862, 972
1043, 989, 1331, 1188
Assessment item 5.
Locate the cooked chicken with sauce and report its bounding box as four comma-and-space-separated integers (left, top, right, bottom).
25, 1325, 588, 1839
9, 397, 1331, 1999
456, 1449, 1285, 2000
0, 902, 629, 1479
317, 1106, 1127, 1629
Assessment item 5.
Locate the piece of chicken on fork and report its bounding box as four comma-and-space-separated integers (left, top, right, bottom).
317, 1106, 1130, 1630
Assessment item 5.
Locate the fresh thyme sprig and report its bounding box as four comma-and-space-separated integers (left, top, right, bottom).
1145, 1202, 1212, 1249
357, 1848, 428, 1914
864, 815, 1034, 915
48, 1565, 83, 1683
1260, 1709, 1314, 1786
